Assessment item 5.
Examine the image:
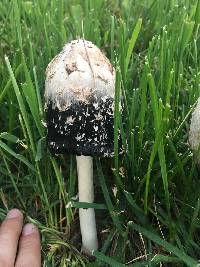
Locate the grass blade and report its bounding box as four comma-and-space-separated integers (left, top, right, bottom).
128, 222, 199, 267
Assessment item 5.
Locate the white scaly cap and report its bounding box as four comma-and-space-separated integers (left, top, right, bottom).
45, 39, 115, 111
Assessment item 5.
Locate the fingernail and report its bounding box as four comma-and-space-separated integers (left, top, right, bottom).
22, 223, 37, 236
6, 209, 22, 219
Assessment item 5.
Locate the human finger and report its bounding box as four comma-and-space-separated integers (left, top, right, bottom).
15, 223, 41, 267
0, 209, 23, 267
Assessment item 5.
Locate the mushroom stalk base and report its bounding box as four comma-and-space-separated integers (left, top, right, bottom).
76, 155, 98, 255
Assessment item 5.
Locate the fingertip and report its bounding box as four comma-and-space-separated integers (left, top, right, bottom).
6, 209, 23, 220
22, 223, 39, 236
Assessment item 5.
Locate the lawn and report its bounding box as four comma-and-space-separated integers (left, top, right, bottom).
0, 0, 200, 266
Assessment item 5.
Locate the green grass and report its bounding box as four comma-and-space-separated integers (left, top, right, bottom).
0, 0, 200, 266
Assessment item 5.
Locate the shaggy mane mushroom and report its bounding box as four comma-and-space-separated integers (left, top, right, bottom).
45, 39, 123, 255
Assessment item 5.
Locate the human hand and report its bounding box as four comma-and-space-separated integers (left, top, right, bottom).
0, 209, 41, 267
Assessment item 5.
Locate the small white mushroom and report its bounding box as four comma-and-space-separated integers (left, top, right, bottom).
189, 98, 200, 166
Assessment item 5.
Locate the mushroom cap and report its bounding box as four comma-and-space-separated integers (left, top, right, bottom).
189, 98, 200, 152
45, 39, 123, 157
45, 39, 115, 110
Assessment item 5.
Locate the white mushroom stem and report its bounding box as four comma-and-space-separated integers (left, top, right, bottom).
76, 155, 98, 255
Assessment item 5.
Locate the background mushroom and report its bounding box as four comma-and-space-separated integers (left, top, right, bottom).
189, 97, 200, 168
45, 39, 123, 255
